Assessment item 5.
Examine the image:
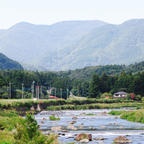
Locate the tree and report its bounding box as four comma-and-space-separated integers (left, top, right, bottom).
89, 74, 101, 98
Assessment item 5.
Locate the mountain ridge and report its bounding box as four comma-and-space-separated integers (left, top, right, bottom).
0, 19, 144, 71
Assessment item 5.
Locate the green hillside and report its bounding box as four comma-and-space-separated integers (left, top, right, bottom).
0, 53, 23, 70
58, 61, 144, 80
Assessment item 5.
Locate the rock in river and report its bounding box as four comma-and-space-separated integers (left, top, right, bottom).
94, 137, 105, 140
67, 125, 77, 130
75, 133, 92, 141
114, 136, 132, 143
80, 139, 89, 143
51, 126, 62, 131
69, 121, 76, 125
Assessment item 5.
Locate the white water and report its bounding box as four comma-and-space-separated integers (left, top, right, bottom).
35, 109, 144, 144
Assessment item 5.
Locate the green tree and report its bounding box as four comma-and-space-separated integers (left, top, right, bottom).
89, 74, 101, 98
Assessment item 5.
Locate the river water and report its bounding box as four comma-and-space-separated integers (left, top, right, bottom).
35, 109, 144, 144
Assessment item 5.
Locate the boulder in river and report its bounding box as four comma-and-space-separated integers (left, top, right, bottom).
94, 137, 105, 140
75, 133, 92, 141
114, 136, 132, 143
42, 117, 47, 120
67, 125, 77, 130
80, 139, 89, 143
72, 117, 79, 119
51, 126, 62, 131
69, 121, 76, 125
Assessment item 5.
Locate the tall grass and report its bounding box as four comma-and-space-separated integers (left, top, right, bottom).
120, 110, 144, 123
109, 109, 144, 123
46, 103, 143, 111
0, 110, 58, 144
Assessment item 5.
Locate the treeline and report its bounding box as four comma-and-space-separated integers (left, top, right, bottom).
59, 61, 144, 80
89, 72, 144, 99
0, 70, 73, 99
0, 70, 144, 99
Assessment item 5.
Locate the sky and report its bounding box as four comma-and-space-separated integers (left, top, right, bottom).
0, 0, 144, 29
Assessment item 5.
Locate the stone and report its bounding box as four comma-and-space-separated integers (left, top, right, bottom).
67, 125, 77, 130
80, 139, 89, 143
69, 121, 76, 125
42, 117, 47, 120
51, 126, 62, 131
72, 117, 78, 119
75, 133, 92, 141
94, 137, 105, 140
114, 136, 132, 143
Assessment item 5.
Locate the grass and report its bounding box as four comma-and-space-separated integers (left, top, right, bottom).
109, 109, 144, 123
85, 113, 96, 116
0, 110, 58, 144
108, 110, 126, 115
120, 110, 144, 123
0, 99, 143, 113
49, 115, 60, 121
0, 98, 135, 109
46, 103, 144, 111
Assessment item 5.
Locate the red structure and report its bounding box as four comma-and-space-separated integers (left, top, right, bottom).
49, 96, 59, 99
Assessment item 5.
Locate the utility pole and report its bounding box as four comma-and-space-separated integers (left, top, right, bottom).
9, 82, 11, 99
40, 85, 42, 99
36, 86, 40, 100
55, 88, 56, 99
67, 89, 69, 99
22, 83, 24, 99
60, 88, 62, 99
31, 81, 35, 99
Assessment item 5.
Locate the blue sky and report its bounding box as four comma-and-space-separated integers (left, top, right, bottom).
0, 0, 144, 29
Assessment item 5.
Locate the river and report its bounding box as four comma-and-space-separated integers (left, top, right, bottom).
35, 109, 144, 144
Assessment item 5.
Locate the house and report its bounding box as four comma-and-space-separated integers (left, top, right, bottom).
113, 91, 127, 99
49, 95, 59, 99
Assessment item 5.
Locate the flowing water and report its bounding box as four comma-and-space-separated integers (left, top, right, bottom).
35, 109, 144, 144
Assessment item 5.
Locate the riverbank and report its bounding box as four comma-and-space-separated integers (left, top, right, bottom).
109, 109, 144, 123
0, 110, 58, 144
46, 103, 144, 110
0, 98, 141, 110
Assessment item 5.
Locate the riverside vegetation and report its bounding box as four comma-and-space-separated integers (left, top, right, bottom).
0, 110, 58, 144
0, 99, 142, 111
109, 110, 144, 123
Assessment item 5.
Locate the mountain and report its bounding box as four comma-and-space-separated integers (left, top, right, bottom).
58, 61, 144, 80
0, 19, 144, 70
0, 53, 23, 70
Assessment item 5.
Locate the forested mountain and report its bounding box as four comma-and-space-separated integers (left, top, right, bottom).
0, 20, 106, 70
0, 19, 144, 71
58, 61, 144, 80
0, 53, 23, 70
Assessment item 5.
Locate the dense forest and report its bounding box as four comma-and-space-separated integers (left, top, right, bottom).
59, 61, 144, 80
0, 67, 144, 99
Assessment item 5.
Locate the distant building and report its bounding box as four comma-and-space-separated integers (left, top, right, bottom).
113, 91, 127, 99
49, 96, 59, 99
